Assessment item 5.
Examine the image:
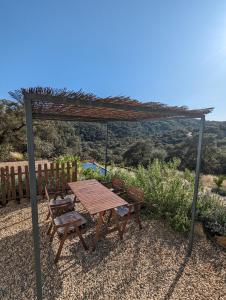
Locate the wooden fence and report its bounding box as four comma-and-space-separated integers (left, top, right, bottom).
0, 161, 77, 205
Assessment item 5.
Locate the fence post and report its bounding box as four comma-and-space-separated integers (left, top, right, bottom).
104, 122, 108, 176
37, 164, 43, 197
61, 163, 65, 192
56, 163, 59, 191
50, 163, 54, 192
25, 165, 30, 200
17, 166, 23, 202
66, 162, 71, 183
10, 166, 16, 201
72, 161, 77, 181
5, 166, 11, 202
0, 168, 6, 205
44, 163, 48, 191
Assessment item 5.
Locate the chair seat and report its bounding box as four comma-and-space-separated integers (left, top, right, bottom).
114, 205, 134, 217
54, 211, 87, 235
50, 196, 73, 207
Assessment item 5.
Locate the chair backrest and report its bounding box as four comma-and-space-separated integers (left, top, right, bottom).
126, 187, 144, 203
112, 177, 124, 191
45, 185, 50, 202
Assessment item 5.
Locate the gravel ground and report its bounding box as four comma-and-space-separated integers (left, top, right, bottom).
0, 200, 226, 300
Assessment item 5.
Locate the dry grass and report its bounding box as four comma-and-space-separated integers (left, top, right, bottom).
0, 200, 226, 300
201, 175, 215, 188
201, 175, 226, 189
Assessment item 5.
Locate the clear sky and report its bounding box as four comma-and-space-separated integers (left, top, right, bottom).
0, 0, 226, 120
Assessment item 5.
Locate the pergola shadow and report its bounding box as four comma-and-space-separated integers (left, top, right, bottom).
164, 255, 190, 300
0, 224, 63, 300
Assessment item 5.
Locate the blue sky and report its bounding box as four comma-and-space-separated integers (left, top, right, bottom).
0, 0, 226, 121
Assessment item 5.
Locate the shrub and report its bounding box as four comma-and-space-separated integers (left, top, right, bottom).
0, 144, 14, 161
213, 175, 225, 189
197, 193, 226, 235
81, 166, 112, 183
54, 155, 80, 164
111, 159, 195, 232
85, 159, 226, 235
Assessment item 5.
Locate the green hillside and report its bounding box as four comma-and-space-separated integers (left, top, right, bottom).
1, 98, 226, 174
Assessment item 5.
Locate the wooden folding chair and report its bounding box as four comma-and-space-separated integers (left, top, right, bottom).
45, 186, 75, 220
47, 203, 88, 263
110, 177, 125, 195
109, 186, 144, 238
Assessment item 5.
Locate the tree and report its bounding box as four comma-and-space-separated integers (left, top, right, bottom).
123, 141, 167, 167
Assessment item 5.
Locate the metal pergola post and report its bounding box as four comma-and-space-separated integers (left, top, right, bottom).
104, 122, 109, 176
24, 96, 43, 300
188, 115, 205, 255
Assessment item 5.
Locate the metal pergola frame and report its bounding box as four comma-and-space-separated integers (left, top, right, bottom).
24, 92, 208, 300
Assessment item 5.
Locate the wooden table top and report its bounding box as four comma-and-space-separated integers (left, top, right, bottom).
68, 179, 128, 215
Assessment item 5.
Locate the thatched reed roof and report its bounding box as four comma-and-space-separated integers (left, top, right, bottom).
19, 87, 213, 122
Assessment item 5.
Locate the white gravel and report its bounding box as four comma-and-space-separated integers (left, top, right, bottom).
0, 200, 226, 300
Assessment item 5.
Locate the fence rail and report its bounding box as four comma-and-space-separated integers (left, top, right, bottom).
0, 161, 77, 205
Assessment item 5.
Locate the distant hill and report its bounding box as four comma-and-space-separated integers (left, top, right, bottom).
1, 98, 226, 174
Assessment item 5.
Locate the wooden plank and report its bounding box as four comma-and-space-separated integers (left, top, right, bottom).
5, 166, 11, 201
50, 163, 54, 192
0, 168, 6, 205
17, 166, 23, 201
10, 166, 16, 201
56, 163, 59, 191
68, 180, 128, 215
37, 164, 43, 196
44, 163, 48, 189
61, 163, 65, 192
24, 165, 30, 199
72, 161, 77, 182
66, 162, 71, 183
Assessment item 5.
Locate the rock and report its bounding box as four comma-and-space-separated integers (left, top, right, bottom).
215, 235, 226, 248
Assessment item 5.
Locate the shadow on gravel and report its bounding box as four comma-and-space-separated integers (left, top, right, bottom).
0, 224, 62, 299
164, 254, 190, 300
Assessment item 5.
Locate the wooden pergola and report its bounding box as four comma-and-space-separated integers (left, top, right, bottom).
23, 87, 213, 300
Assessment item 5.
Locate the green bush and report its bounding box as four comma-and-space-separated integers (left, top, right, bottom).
84, 159, 226, 235
111, 159, 195, 232
81, 166, 112, 183
54, 155, 80, 164
213, 175, 225, 189
197, 193, 226, 235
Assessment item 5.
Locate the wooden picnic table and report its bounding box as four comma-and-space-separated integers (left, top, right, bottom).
68, 179, 128, 248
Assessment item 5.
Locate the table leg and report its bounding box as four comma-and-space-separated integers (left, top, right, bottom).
112, 209, 122, 240
93, 211, 104, 250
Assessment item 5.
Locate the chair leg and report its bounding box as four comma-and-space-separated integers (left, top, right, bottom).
75, 227, 89, 251
112, 210, 122, 240
54, 236, 66, 263
92, 212, 104, 251
107, 209, 113, 224
49, 226, 57, 243
135, 212, 142, 230
46, 211, 50, 220
121, 215, 130, 239
47, 222, 53, 235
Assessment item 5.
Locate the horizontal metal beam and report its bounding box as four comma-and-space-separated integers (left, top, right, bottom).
32, 114, 140, 123
32, 113, 203, 123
